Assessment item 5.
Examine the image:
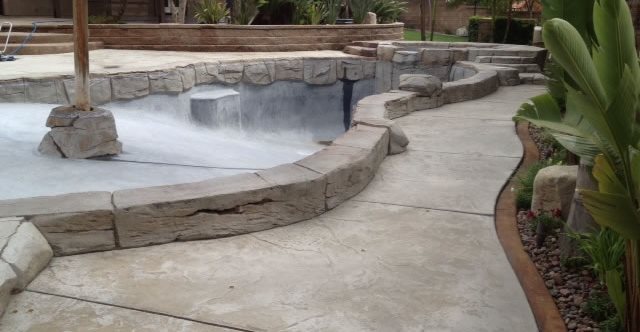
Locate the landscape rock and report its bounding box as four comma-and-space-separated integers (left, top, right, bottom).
148, 69, 183, 94
213, 62, 244, 84
243, 61, 276, 85
111, 73, 150, 100
24, 79, 68, 104
1, 221, 53, 289
304, 59, 337, 85
338, 59, 363, 81
194, 62, 218, 84
531, 165, 578, 220
178, 66, 196, 90
39, 106, 122, 159
351, 117, 409, 155
421, 49, 452, 66
398, 74, 443, 96
0, 79, 25, 102
275, 59, 304, 80
364, 12, 377, 24
64, 77, 112, 105
377, 44, 399, 62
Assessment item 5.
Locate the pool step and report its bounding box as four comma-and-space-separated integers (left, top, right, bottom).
519, 73, 548, 85
2, 41, 104, 55
0, 32, 74, 44
190, 89, 241, 129
474, 55, 537, 64
491, 63, 541, 73
343, 45, 377, 58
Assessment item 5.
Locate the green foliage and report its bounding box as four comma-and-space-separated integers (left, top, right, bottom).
324, 0, 343, 24
467, 16, 481, 42
514, 4, 640, 327
467, 16, 535, 44
233, 0, 266, 24
372, 0, 407, 23
493, 17, 535, 45
568, 227, 626, 327
529, 212, 564, 231
292, 0, 328, 24
515, 161, 548, 210
194, 0, 230, 23
350, 0, 375, 23
585, 291, 619, 323
541, 0, 596, 49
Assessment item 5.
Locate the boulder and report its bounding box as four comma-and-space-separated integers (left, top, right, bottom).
303, 59, 337, 85
531, 165, 578, 220
38, 106, 122, 159
398, 74, 443, 97
364, 12, 377, 24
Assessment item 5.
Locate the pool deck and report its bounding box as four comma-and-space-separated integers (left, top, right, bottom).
0, 49, 357, 80
0, 85, 545, 331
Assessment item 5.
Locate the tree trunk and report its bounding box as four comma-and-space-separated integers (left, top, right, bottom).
429, 0, 437, 41
560, 162, 599, 260
625, 240, 639, 332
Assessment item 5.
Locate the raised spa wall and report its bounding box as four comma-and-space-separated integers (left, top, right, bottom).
0, 42, 547, 257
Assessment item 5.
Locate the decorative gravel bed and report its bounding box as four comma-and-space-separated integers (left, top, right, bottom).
515, 125, 611, 332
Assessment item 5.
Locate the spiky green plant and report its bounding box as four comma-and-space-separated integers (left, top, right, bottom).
194, 0, 230, 23
514, 0, 640, 329
349, 0, 375, 23
372, 0, 407, 23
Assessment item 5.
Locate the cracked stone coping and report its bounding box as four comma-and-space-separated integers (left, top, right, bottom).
0, 50, 524, 257
0, 88, 401, 257
0, 217, 53, 318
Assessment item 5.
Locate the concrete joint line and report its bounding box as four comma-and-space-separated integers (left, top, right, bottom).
23, 289, 261, 332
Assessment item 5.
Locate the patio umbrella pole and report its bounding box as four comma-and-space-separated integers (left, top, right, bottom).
73, 0, 91, 111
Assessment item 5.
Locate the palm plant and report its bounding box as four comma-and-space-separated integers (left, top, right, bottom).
325, 0, 343, 24
372, 0, 407, 23
514, 0, 640, 329
350, 0, 375, 23
233, 0, 266, 24
194, 0, 230, 23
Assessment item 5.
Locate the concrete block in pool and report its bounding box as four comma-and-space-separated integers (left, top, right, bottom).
190, 89, 241, 129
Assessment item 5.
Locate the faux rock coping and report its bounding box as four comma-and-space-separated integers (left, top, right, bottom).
0, 87, 407, 258
0, 57, 377, 105
0, 217, 53, 317
0, 46, 542, 257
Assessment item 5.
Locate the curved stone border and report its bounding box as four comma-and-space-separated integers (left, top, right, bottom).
0, 81, 412, 256
494, 122, 567, 332
0, 217, 53, 317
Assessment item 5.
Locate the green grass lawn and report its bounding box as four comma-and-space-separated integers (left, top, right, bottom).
403, 29, 468, 42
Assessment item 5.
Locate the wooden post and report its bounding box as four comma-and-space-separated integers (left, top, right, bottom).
73, 0, 91, 111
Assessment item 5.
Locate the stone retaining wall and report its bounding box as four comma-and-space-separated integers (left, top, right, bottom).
13, 23, 404, 52
0, 57, 376, 105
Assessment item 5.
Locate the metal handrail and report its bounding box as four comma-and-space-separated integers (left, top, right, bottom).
0, 22, 12, 55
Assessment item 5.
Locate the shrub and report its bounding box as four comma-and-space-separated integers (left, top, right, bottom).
494, 17, 535, 45
467, 16, 481, 42
515, 161, 547, 210
372, 0, 407, 23
350, 0, 375, 24
194, 0, 230, 24
467, 16, 535, 44
233, 0, 266, 24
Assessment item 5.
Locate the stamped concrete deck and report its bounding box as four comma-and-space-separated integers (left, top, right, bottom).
0, 85, 545, 331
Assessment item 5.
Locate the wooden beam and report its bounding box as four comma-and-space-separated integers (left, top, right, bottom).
73, 0, 91, 111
